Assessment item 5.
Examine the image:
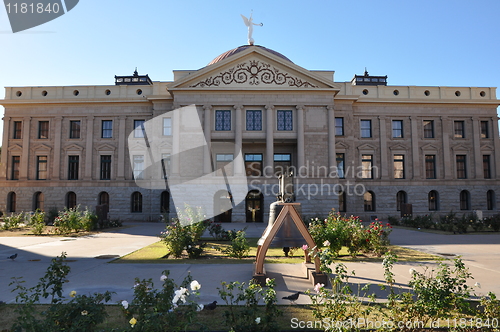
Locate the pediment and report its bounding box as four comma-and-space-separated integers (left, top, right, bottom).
170, 47, 339, 91
335, 141, 349, 150
480, 144, 494, 151
357, 143, 377, 151
8, 143, 23, 152
95, 143, 116, 152
420, 143, 439, 151
389, 143, 408, 151
63, 143, 84, 152
451, 143, 470, 152
31, 143, 52, 152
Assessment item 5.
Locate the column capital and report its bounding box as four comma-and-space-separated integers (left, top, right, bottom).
172, 103, 182, 110
203, 104, 212, 111
87, 115, 95, 120
296, 104, 305, 111
265, 104, 274, 111
326, 105, 334, 111
233, 104, 244, 111
2, 116, 10, 121
54, 116, 63, 121
118, 115, 127, 121
377, 115, 386, 121
23, 116, 32, 121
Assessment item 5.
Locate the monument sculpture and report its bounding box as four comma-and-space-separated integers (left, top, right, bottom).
241, 13, 263, 45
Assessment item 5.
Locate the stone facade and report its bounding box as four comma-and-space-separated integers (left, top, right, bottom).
0, 45, 499, 222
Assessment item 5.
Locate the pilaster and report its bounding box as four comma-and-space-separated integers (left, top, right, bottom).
410, 116, 420, 179
20, 117, 31, 180
203, 105, 212, 174
441, 116, 452, 179
471, 117, 482, 179
378, 116, 388, 179
327, 106, 336, 169
234, 104, 243, 176
296, 105, 305, 171
0, 117, 10, 179
117, 116, 126, 180
84, 115, 94, 180
265, 104, 274, 177
52, 116, 63, 179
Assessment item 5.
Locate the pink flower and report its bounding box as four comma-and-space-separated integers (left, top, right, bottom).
314, 283, 325, 293
323, 240, 331, 247
302, 244, 308, 251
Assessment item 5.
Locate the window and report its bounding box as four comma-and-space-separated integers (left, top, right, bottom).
361, 154, 373, 179
338, 190, 346, 212
100, 155, 112, 180
364, 191, 375, 211
481, 121, 489, 139
7, 192, 16, 213
215, 110, 231, 131
393, 155, 405, 179
336, 153, 345, 178
335, 117, 344, 136
487, 190, 495, 210
36, 156, 47, 180
483, 155, 491, 179
216, 154, 234, 176
133, 155, 144, 179
68, 155, 79, 180
460, 190, 470, 210
161, 153, 170, 179
13, 121, 22, 139
277, 110, 293, 131
456, 155, 467, 179
163, 118, 172, 136
134, 120, 145, 138
392, 120, 403, 138
274, 153, 292, 175
102, 120, 113, 138
425, 155, 436, 179
38, 121, 49, 139
245, 154, 263, 177
131, 192, 142, 213
34, 192, 44, 211
246, 110, 262, 131
396, 191, 407, 211
428, 191, 439, 211
454, 121, 465, 138
423, 120, 434, 138
161, 191, 170, 213
11, 156, 20, 180
98, 192, 109, 206
66, 192, 77, 209
360, 120, 372, 138
69, 120, 81, 138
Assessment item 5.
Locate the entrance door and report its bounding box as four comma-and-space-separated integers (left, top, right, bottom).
245, 190, 264, 222
214, 190, 232, 222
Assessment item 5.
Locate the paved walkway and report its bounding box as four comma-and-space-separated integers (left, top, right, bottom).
1, 223, 499, 306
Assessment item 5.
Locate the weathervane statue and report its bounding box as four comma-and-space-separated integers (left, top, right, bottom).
241, 12, 263, 45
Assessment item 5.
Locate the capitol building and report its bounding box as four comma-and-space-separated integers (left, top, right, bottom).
1, 44, 499, 222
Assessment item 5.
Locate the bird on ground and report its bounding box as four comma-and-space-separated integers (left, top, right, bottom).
204, 301, 217, 310
282, 291, 301, 304
8, 253, 17, 261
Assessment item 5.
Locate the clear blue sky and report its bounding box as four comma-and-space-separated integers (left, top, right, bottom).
1, 0, 499, 145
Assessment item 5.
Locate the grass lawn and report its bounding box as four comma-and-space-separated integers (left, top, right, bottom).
113, 238, 439, 264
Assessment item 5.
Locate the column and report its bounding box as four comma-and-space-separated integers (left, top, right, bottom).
491, 117, 500, 178
203, 105, 212, 174
441, 116, 452, 179
296, 105, 305, 171
117, 116, 126, 180
410, 116, 420, 179
52, 117, 62, 179
471, 117, 482, 179
327, 106, 336, 169
265, 104, 274, 177
378, 116, 388, 179
234, 105, 243, 176
20, 117, 31, 180
0, 117, 10, 179
84, 115, 94, 180
171, 107, 180, 176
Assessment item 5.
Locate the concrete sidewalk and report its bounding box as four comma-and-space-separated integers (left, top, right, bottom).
1, 222, 499, 306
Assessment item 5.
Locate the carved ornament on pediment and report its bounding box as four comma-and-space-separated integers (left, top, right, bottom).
190, 60, 319, 88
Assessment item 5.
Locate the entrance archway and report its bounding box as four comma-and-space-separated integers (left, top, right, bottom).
214, 190, 232, 222
245, 190, 264, 222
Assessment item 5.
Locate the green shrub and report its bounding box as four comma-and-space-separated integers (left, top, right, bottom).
52, 206, 98, 234
29, 210, 46, 235
218, 229, 250, 259
2, 211, 28, 230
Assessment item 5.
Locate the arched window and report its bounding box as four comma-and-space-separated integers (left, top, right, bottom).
364, 191, 375, 212
161, 191, 170, 213
33, 192, 44, 211
460, 190, 470, 210
396, 191, 407, 211
131, 191, 142, 213
487, 190, 495, 211
428, 190, 439, 211
7, 192, 16, 212
66, 191, 77, 209
98, 191, 109, 206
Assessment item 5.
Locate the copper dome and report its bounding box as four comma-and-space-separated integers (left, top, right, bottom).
208, 45, 293, 66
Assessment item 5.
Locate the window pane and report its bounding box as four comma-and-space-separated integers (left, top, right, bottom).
360, 120, 372, 138
274, 153, 292, 175
100, 155, 112, 180
215, 110, 231, 131
423, 120, 434, 138
161, 153, 171, 179
37, 156, 47, 180
38, 121, 49, 139
429, 191, 438, 211
456, 155, 467, 179
454, 121, 465, 138
13, 121, 22, 139
481, 121, 489, 138
102, 120, 113, 138
393, 155, 404, 179
361, 154, 373, 179
277, 110, 293, 131
483, 155, 491, 179
425, 155, 436, 179
364, 191, 374, 211
68, 156, 79, 180
216, 154, 234, 176
245, 154, 263, 177
392, 120, 403, 138
133, 155, 144, 179
336, 153, 345, 178
70, 121, 81, 139
246, 110, 262, 131
335, 117, 344, 136
163, 118, 172, 136
11, 156, 20, 180
134, 120, 145, 138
